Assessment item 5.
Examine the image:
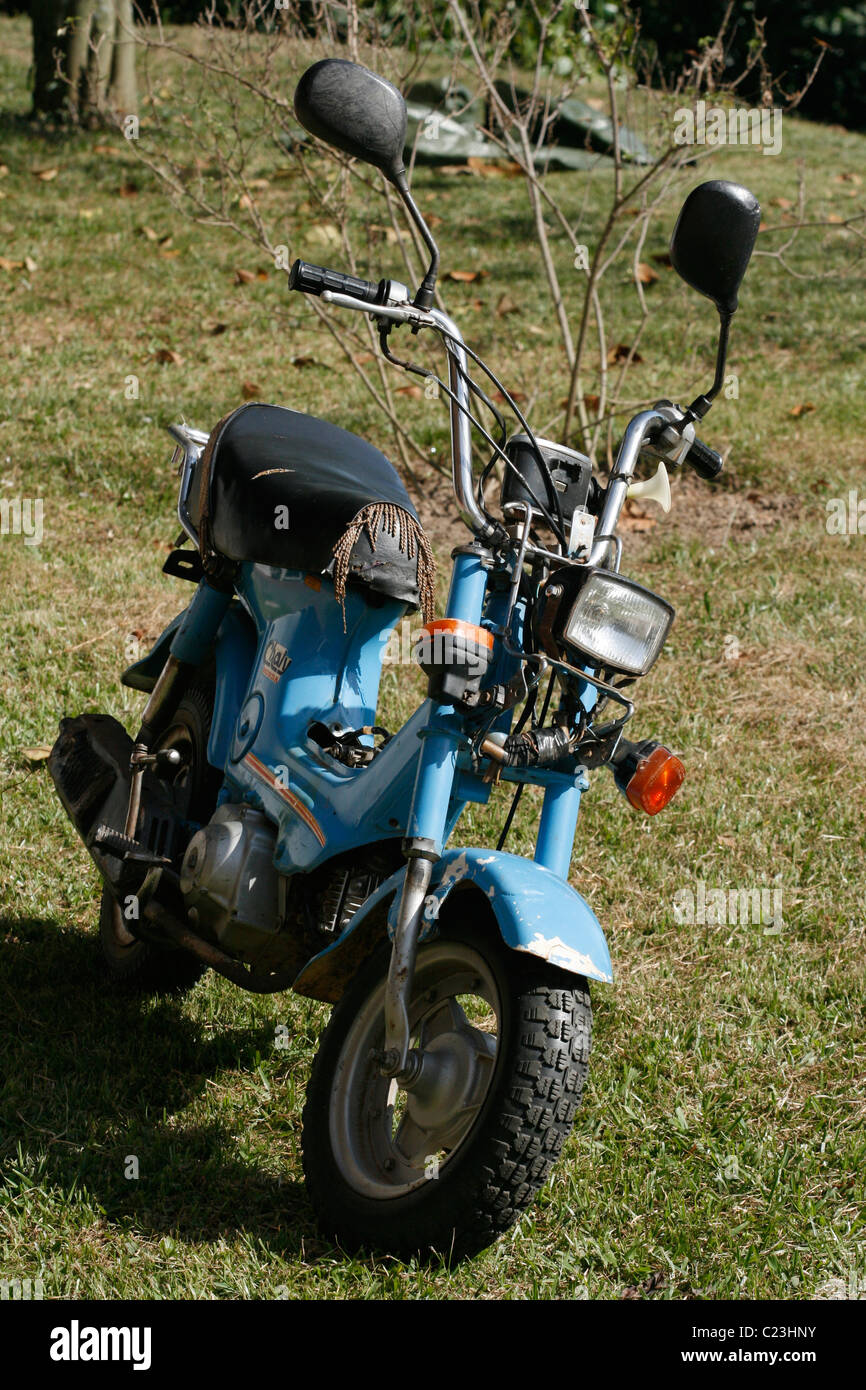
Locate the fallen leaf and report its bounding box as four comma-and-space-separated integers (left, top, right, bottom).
495, 293, 519, 316
354, 351, 375, 365
619, 508, 656, 532
651, 251, 672, 267
835, 171, 862, 185
790, 401, 815, 417
584, 393, 601, 412
467, 155, 522, 178
0, 256, 23, 272
290, 354, 319, 367
92, 143, 122, 157
242, 381, 261, 399
234, 268, 256, 284
0, 164, 9, 177
307, 221, 342, 249
636, 262, 658, 285
158, 234, 173, 247
248, 177, 271, 189
238, 193, 254, 210
717, 835, 738, 847
758, 220, 769, 232
256, 269, 268, 281
621, 1271, 665, 1299
138, 225, 159, 241
396, 384, 423, 398
369, 224, 400, 245
20, 745, 52, 763
494, 388, 527, 404
607, 342, 644, 365
826, 213, 844, 224
152, 348, 184, 365
118, 182, 139, 198
33, 167, 59, 181
159, 248, 181, 259
24, 255, 37, 272
443, 268, 487, 283
208, 322, 229, 336
427, 213, 444, 228
770, 196, 792, 209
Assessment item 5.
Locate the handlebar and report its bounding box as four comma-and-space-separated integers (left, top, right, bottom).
289, 254, 723, 551
289, 258, 387, 307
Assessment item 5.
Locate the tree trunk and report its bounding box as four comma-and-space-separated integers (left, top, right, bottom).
30, 0, 137, 123
30, 0, 68, 117
108, 0, 137, 119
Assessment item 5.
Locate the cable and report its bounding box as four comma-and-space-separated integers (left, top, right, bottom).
437, 327, 567, 548
379, 326, 565, 542
496, 668, 557, 852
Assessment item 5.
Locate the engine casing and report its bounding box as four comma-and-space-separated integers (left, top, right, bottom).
180, 803, 281, 961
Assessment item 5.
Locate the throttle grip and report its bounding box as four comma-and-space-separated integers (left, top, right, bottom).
289, 258, 385, 306
686, 436, 724, 480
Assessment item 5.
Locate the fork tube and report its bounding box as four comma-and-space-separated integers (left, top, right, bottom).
386, 548, 491, 1073
534, 779, 582, 880
404, 547, 488, 852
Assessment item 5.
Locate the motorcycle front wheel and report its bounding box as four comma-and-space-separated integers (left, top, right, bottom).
301, 914, 592, 1261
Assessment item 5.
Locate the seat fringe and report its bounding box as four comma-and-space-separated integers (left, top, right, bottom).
332, 502, 435, 630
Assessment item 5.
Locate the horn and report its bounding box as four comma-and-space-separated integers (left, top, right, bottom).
626, 461, 671, 513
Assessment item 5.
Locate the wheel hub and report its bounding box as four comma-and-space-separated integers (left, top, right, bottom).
328, 944, 502, 1199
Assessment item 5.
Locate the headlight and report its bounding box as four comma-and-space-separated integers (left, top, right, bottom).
552, 569, 674, 676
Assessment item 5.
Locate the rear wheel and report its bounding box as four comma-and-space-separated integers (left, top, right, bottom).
301, 913, 592, 1261
99, 684, 220, 995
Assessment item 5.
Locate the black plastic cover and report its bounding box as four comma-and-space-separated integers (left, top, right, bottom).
669, 180, 761, 317
294, 59, 408, 185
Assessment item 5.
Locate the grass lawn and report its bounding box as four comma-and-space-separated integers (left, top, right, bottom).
0, 14, 863, 1300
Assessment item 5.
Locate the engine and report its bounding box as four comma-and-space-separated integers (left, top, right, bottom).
180, 803, 283, 967
179, 803, 396, 972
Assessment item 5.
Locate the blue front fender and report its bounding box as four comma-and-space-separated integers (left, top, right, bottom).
292, 846, 612, 1003
415, 848, 612, 984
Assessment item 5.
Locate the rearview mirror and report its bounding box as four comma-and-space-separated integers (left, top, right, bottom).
670, 180, 761, 317
294, 58, 408, 188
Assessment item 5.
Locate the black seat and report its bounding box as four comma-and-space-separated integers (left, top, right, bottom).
189, 403, 433, 613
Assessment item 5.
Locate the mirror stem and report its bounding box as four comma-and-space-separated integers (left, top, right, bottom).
395, 173, 440, 311
686, 311, 731, 422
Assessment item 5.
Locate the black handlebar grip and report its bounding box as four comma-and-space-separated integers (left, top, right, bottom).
687, 436, 724, 480
289, 259, 385, 306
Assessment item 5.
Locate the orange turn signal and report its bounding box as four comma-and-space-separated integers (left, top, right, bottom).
625, 745, 685, 815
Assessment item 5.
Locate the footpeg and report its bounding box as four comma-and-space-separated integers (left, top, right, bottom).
90, 823, 171, 868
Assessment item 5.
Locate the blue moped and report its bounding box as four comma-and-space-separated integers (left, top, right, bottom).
49, 59, 760, 1259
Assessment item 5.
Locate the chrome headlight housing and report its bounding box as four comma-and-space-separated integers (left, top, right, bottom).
544, 568, 674, 677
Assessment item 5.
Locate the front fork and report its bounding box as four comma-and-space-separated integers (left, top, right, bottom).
382, 546, 488, 1076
